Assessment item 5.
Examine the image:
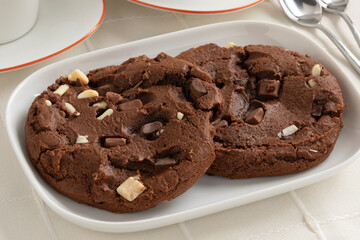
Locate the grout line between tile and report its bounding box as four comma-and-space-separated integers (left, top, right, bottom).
244, 222, 305, 240
290, 191, 327, 240
178, 222, 194, 240
32, 189, 59, 240
0, 195, 33, 205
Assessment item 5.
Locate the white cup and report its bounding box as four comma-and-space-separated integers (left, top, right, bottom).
0, 0, 40, 44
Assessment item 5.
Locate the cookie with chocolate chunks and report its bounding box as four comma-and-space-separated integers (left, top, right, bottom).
177, 43, 345, 178
25, 53, 223, 212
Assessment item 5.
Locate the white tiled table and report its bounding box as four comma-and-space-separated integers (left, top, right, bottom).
1, 0, 360, 239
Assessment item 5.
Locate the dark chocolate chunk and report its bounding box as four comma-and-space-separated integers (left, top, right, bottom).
190, 79, 207, 99
234, 78, 248, 86
190, 67, 212, 82
245, 108, 264, 124
118, 99, 143, 111
257, 80, 280, 100
311, 103, 323, 117
104, 138, 127, 147
141, 121, 163, 135
155, 158, 176, 167
155, 52, 167, 62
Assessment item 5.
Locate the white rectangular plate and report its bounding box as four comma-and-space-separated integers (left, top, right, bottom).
6, 20, 360, 232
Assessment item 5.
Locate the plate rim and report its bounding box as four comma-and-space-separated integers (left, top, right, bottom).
6, 20, 360, 232
129, 0, 264, 14
0, 0, 105, 73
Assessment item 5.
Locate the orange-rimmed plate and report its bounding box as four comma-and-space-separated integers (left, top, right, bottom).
0, 0, 105, 73
129, 0, 263, 14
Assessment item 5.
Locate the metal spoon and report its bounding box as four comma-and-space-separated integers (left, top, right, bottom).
320, 0, 360, 48
279, 0, 360, 74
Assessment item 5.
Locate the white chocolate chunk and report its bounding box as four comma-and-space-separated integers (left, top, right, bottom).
281, 125, 299, 137
54, 84, 69, 96
116, 176, 146, 201
76, 135, 88, 144
93, 101, 107, 109
68, 69, 89, 85
176, 112, 184, 120
225, 42, 236, 49
312, 64, 321, 77
78, 89, 99, 99
307, 79, 317, 88
45, 100, 52, 106
309, 149, 318, 153
97, 109, 113, 120
64, 102, 79, 116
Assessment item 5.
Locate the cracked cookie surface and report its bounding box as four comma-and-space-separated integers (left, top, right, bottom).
177, 43, 345, 178
25, 53, 223, 212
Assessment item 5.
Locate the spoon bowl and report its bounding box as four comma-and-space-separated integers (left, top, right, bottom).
279, 0, 360, 74
320, 0, 348, 12
281, 0, 322, 27
320, 0, 360, 48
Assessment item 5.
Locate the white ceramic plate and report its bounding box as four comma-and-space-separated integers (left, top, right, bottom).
6, 21, 360, 233
0, 0, 104, 72
128, 0, 264, 14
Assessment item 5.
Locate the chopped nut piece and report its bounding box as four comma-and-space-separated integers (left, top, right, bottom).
45, 100, 52, 106
64, 103, 79, 116
155, 129, 164, 136
93, 101, 107, 109
214, 120, 228, 128
76, 135, 88, 144
279, 125, 299, 137
97, 109, 113, 120
177, 112, 184, 120
78, 89, 99, 99
309, 149, 318, 153
312, 64, 321, 77
54, 84, 69, 96
116, 176, 146, 201
225, 42, 236, 49
68, 69, 89, 85
307, 79, 317, 88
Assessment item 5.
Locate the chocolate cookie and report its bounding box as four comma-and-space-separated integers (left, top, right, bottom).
25, 53, 223, 212
177, 43, 345, 178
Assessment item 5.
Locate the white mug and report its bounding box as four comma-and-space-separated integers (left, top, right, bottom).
0, 0, 39, 44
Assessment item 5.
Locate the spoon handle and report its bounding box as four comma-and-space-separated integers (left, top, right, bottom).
317, 24, 360, 74
338, 11, 360, 49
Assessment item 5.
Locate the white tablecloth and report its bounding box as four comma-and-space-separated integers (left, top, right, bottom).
1, 0, 360, 239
